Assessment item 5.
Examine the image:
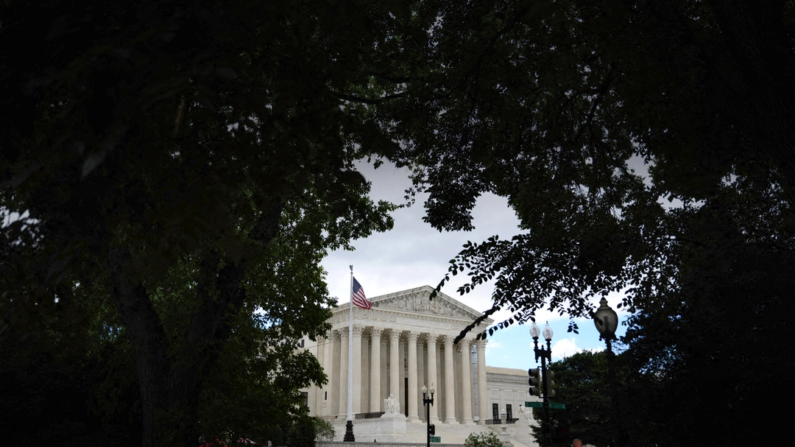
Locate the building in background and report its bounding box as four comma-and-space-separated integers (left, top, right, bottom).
299, 286, 540, 445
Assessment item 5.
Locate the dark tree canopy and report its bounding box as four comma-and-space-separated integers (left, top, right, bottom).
375, 0, 795, 326
1, 1, 406, 446
366, 1, 794, 445
3, 1, 794, 446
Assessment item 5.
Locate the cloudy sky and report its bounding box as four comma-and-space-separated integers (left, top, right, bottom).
321, 160, 629, 370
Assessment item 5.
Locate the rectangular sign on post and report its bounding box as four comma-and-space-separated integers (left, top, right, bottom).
430, 436, 441, 443
525, 401, 566, 410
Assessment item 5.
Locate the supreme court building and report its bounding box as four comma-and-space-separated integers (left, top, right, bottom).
299, 285, 540, 442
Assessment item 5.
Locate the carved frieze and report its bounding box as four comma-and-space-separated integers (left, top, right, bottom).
373, 292, 473, 319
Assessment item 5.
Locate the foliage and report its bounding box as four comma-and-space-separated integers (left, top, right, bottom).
530, 351, 658, 447
313, 418, 336, 442
0, 287, 141, 447
0, 0, 406, 445
464, 431, 503, 447
377, 0, 795, 337
366, 1, 795, 445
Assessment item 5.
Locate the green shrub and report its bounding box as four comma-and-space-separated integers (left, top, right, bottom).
464, 431, 503, 447
313, 418, 335, 442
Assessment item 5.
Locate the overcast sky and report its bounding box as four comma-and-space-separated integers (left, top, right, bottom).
321, 160, 629, 370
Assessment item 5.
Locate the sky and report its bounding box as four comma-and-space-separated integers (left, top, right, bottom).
321, 159, 629, 370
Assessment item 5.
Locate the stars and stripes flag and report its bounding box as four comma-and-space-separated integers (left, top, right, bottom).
351, 277, 372, 309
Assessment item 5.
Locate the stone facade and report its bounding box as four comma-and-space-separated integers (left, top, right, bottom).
299, 285, 540, 446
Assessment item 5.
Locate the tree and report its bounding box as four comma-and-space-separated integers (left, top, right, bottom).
376, 0, 795, 327
1, 1, 406, 445
530, 351, 660, 447
364, 1, 795, 444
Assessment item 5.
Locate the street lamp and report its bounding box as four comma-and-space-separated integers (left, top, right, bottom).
592, 297, 626, 446
530, 321, 554, 447
593, 297, 619, 346
422, 384, 436, 447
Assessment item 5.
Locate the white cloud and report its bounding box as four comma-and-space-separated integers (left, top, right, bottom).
485, 341, 502, 354
322, 159, 633, 332
550, 338, 584, 360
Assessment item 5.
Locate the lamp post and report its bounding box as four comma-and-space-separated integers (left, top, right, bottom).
422, 384, 435, 447
530, 321, 554, 447
593, 297, 626, 446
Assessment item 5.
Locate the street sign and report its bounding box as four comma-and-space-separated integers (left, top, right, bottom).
430, 436, 441, 443
525, 401, 566, 410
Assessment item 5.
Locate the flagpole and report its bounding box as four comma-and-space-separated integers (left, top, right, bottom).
344, 265, 355, 442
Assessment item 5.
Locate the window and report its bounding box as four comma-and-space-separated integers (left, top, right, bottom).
506, 404, 513, 420
299, 339, 305, 348
492, 403, 499, 420
325, 391, 328, 401
300, 392, 308, 407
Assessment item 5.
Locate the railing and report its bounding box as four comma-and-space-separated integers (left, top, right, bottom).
354, 411, 385, 419
483, 418, 519, 425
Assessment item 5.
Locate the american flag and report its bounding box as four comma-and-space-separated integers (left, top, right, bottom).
351, 277, 372, 309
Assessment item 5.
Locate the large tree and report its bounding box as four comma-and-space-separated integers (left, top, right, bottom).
0, 0, 408, 445
367, 1, 794, 445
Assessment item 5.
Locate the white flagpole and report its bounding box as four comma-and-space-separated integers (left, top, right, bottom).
345, 265, 355, 441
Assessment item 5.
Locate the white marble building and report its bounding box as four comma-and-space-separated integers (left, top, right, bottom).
299, 286, 541, 445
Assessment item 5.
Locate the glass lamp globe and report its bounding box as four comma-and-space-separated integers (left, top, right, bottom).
593, 297, 619, 339
530, 322, 541, 339
422, 384, 427, 394
430, 384, 436, 394
542, 322, 553, 341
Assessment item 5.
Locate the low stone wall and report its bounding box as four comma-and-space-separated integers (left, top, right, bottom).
318, 442, 464, 447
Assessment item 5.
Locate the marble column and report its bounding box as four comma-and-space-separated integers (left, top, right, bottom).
476, 340, 489, 424
389, 330, 400, 405
324, 332, 336, 417
370, 327, 383, 413
337, 329, 349, 419
459, 339, 474, 424
407, 331, 419, 422
352, 324, 363, 414
314, 336, 326, 414
426, 333, 440, 423
443, 335, 456, 424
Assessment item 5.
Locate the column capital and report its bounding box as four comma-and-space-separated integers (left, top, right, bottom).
387, 328, 400, 339
370, 326, 384, 338
352, 324, 364, 336
406, 331, 419, 343
441, 334, 455, 346
425, 333, 439, 346
457, 338, 474, 352
339, 329, 349, 341
474, 339, 488, 349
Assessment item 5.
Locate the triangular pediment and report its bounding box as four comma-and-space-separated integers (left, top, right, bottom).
367, 285, 491, 324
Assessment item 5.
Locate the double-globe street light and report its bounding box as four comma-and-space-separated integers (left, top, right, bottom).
593, 297, 627, 446
529, 321, 554, 447
421, 384, 436, 447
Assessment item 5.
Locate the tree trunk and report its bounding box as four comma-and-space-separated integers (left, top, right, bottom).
106, 246, 172, 447
105, 202, 284, 447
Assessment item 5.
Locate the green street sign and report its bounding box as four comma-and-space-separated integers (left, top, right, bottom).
525, 401, 566, 410
430, 436, 441, 443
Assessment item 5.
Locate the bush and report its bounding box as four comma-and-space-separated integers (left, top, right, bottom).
464, 431, 503, 447
313, 418, 335, 442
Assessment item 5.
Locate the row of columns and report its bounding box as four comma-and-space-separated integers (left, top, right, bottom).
317, 325, 489, 424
